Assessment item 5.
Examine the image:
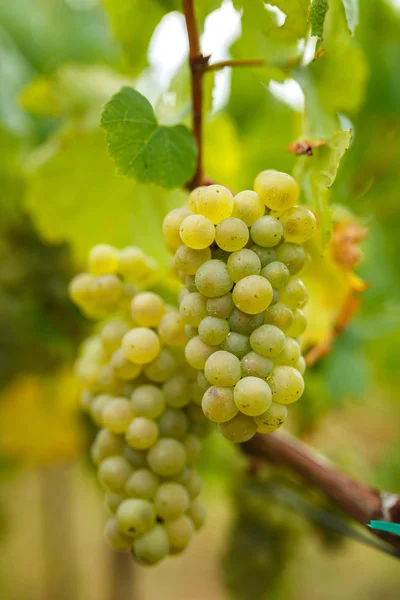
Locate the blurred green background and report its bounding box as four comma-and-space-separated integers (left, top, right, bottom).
1, 0, 400, 598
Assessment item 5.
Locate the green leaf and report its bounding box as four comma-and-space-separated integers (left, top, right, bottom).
101, 87, 197, 189
309, 0, 329, 38
342, 0, 359, 35
312, 129, 351, 189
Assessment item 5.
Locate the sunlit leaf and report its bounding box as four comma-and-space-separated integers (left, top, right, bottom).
342, 0, 359, 35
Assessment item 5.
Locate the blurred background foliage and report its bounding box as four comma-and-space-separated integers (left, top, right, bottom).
1, 0, 400, 598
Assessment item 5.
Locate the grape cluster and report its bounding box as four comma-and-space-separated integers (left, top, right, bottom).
164, 170, 315, 443
69, 245, 208, 565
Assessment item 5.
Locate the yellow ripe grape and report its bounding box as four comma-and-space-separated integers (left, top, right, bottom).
254, 170, 299, 212
163, 207, 192, 251
254, 401, 287, 433
157, 312, 187, 346
69, 273, 95, 306
268, 366, 304, 404
118, 247, 156, 282
179, 214, 215, 250
232, 190, 265, 226
184, 336, 217, 371
279, 205, 317, 244
102, 397, 134, 434
126, 417, 159, 450
89, 244, 119, 276
131, 292, 165, 327
174, 245, 211, 275
215, 217, 249, 252
92, 275, 122, 304
122, 328, 161, 365
101, 319, 130, 354
233, 376, 272, 417
187, 186, 206, 212
111, 349, 143, 381
232, 275, 273, 314
195, 184, 234, 224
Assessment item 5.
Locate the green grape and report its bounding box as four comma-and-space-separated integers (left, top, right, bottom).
195, 184, 234, 224
124, 446, 147, 469
178, 287, 190, 304
179, 214, 215, 249
132, 524, 170, 565
232, 190, 265, 226
185, 274, 198, 293
254, 401, 287, 433
126, 417, 159, 450
202, 386, 238, 423
250, 324, 286, 357
103, 397, 134, 434
232, 275, 273, 314
118, 247, 157, 283
218, 412, 257, 443
215, 217, 249, 252
280, 205, 316, 244
250, 244, 276, 268
183, 469, 202, 498
104, 517, 132, 551
190, 420, 214, 437
163, 375, 191, 408
89, 244, 119, 276
125, 469, 159, 500
187, 499, 207, 530
131, 384, 166, 419
174, 245, 211, 275
111, 349, 143, 381
250, 216, 283, 247
221, 332, 251, 358
212, 247, 231, 262
143, 348, 177, 383
104, 492, 125, 515
155, 482, 190, 520
285, 308, 307, 337
69, 273, 95, 306
275, 243, 306, 275
261, 261, 290, 288
276, 337, 301, 366
162, 207, 192, 251
121, 282, 139, 308
204, 350, 241, 386
93, 274, 122, 305
206, 293, 234, 319
197, 371, 211, 392
186, 403, 210, 426
187, 186, 204, 212
91, 428, 125, 465
264, 303, 293, 331
184, 324, 197, 339
101, 319, 130, 354
97, 364, 120, 394
185, 336, 217, 370
279, 277, 309, 309
233, 376, 272, 416
158, 408, 189, 440
296, 356, 306, 374
158, 312, 187, 347
254, 170, 299, 211
184, 434, 202, 465
147, 438, 186, 477
165, 516, 194, 553
117, 498, 155, 537
198, 316, 230, 345
89, 394, 111, 426
269, 366, 304, 404
122, 328, 161, 365
190, 382, 204, 405
131, 292, 165, 327
228, 308, 264, 336
227, 249, 261, 283
240, 352, 273, 380
98, 456, 133, 492
180, 292, 208, 326
195, 260, 232, 298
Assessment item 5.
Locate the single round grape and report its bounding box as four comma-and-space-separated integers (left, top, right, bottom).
132, 524, 170, 565
195, 259, 232, 298
250, 324, 286, 357
204, 350, 241, 386
180, 292, 208, 326
179, 214, 215, 249
280, 205, 316, 244
174, 245, 211, 275
227, 249, 261, 283
296, 356, 306, 374
232, 190, 265, 226
131, 385, 166, 419
250, 245, 276, 268
126, 417, 159, 450
90, 394, 112, 426
131, 292, 165, 327
254, 401, 287, 433
250, 216, 283, 247
162, 207, 192, 251
187, 186, 204, 212
117, 498, 155, 537
221, 332, 251, 358
269, 366, 304, 404
215, 217, 249, 252
155, 482, 190, 520
198, 316, 230, 345
122, 328, 160, 365
233, 376, 272, 416
157, 312, 187, 346
104, 492, 125, 515
285, 308, 307, 337
111, 349, 143, 381
218, 412, 257, 443
147, 438, 186, 477
232, 275, 273, 314
93, 274, 122, 304
241, 352, 273, 380
184, 434, 202, 465
279, 277, 309, 309
228, 308, 264, 336
124, 446, 147, 469
275, 243, 306, 275
183, 469, 202, 498
254, 170, 299, 211
185, 336, 217, 370
89, 244, 119, 275
69, 273, 95, 306
163, 375, 191, 408
165, 516, 194, 553
91, 428, 124, 465
195, 184, 234, 224
98, 456, 133, 492
158, 408, 189, 440
264, 303, 293, 331
125, 469, 159, 500
118, 247, 154, 282
184, 324, 197, 339
104, 517, 132, 551
187, 499, 206, 530
261, 261, 290, 288
276, 337, 301, 366
206, 293, 234, 319
143, 348, 176, 383
97, 364, 120, 394
202, 386, 238, 423
101, 319, 130, 354
103, 397, 134, 434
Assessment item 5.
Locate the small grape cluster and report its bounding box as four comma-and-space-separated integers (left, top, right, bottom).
163, 170, 315, 443
69, 245, 208, 565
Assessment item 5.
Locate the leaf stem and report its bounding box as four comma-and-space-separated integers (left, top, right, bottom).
206, 58, 266, 72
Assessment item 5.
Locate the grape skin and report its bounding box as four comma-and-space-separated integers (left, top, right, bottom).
185, 336, 218, 370
122, 328, 161, 365
126, 417, 159, 450
102, 398, 134, 434
232, 190, 265, 226
219, 412, 257, 443
117, 498, 155, 537
250, 324, 286, 358
221, 332, 251, 359
131, 292, 165, 327
215, 217, 249, 252
268, 365, 304, 404
254, 170, 299, 212
165, 516, 194, 553
250, 216, 283, 248
133, 524, 170, 565
198, 316, 230, 345
187, 499, 206, 531
147, 438, 187, 477
131, 385, 166, 419
174, 245, 211, 275
254, 401, 287, 433
279, 205, 316, 244
202, 386, 238, 423
233, 376, 272, 417
125, 469, 159, 500
179, 214, 215, 250
104, 517, 132, 551
228, 308, 264, 336
206, 293, 234, 319
180, 292, 208, 327
195, 184, 234, 224
89, 244, 119, 276
155, 482, 190, 520
227, 249, 261, 283
240, 352, 273, 380
232, 275, 273, 314
163, 207, 192, 251
204, 350, 241, 387
195, 259, 233, 298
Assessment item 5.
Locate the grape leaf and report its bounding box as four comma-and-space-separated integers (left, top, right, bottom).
309, 0, 329, 38
101, 87, 197, 189
312, 129, 351, 189
342, 0, 359, 35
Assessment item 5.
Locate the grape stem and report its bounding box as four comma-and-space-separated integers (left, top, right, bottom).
206, 58, 266, 72
242, 430, 400, 553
